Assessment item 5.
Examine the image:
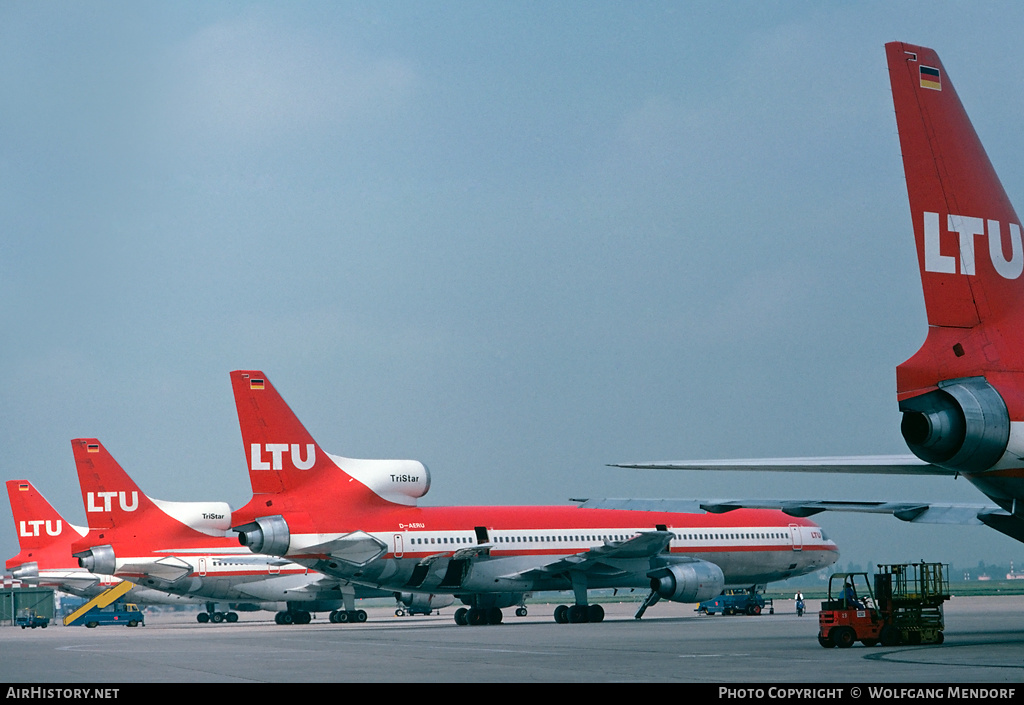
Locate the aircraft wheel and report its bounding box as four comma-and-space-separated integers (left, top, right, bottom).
279, 612, 294, 625
227, 612, 238, 623
553, 605, 568, 624
487, 607, 503, 625
588, 604, 604, 623
211, 612, 224, 623
467, 608, 487, 626
395, 608, 405, 617
354, 610, 367, 623
197, 613, 209, 623
335, 610, 349, 623
516, 607, 528, 617
454, 607, 468, 625
568, 605, 589, 623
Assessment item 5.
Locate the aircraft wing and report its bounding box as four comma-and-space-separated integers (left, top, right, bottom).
577, 497, 1003, 524
580, 497, 1024, 543
507, 530, 674, 581
599, 454, 1024, 542
608, 455, 957, 475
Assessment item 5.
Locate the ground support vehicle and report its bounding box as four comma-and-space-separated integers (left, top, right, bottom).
697, 588, 773, 616
73, 602, 146, 628
15, 609, 49, 629
818, 562, 949, 648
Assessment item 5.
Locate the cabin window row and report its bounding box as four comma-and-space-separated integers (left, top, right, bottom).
673, 532, 787, 541
405, 531, 787, 546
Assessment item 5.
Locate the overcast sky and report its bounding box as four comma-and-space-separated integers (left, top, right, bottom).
5, 1, 1024, 577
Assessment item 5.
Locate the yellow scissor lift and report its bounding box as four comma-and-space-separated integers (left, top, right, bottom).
63, 580, 134, 626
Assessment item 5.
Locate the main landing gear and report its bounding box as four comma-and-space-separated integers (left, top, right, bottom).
196, 603, 239, 624
274, 610, 312, 625
453, 598, 529, 626
454, 607, 503, 625
328, 609, 368, 623
553, 604, 604, 624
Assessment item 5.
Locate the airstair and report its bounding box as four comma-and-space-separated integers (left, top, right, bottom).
63, 581, 134, 626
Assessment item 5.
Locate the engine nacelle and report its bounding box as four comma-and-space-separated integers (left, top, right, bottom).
648, 560, 725, 603
397, 592, 455, 612
900, 377, 1010, 474
75, 544, 116, 576
10, 561, 38, 581
235, 515, 291, 556
328, 454, 430, 506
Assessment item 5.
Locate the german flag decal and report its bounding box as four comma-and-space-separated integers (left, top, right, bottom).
250, 379, 265, 390
920, 65, 941, 90
87, 444, 99, 453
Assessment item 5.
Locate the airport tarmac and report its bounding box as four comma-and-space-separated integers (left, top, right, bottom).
1, 597, 1023, 684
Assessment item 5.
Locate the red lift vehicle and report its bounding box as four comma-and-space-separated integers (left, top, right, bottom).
818, 562, 949, 648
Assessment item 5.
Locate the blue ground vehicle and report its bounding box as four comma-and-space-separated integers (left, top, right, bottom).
74, 602, 145, 628
697, 589, 773, 616
15, 609, 50, 629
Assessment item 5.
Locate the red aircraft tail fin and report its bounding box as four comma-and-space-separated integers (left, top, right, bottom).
230, 371, 390, 525
887, 42, 1024, 400
72, 439, 160, 532
6, 480, 84, 570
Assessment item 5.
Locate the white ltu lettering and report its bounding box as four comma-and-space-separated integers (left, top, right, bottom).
266, 443, 289, 470
86, 491, 138, 513
291, 444, 315, 470
87, 491, 116, 512
988, 220, 1024, 279
251, 443, 270, 471
947, 214, 984, 275
924, 211, 1023, 279
250, 443, 316, 471
924, 211, 955, 274
18, 520, 60, 537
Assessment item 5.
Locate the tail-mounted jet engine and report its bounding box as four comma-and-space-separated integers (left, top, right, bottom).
74, 544, 116, 576
10, 561, 39, 581
235, 515, 291, 556
648, 560, 725, 603
900, 377, 1010, 474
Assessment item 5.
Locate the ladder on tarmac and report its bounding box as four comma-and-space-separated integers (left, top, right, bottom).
63, 581, 134, 626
